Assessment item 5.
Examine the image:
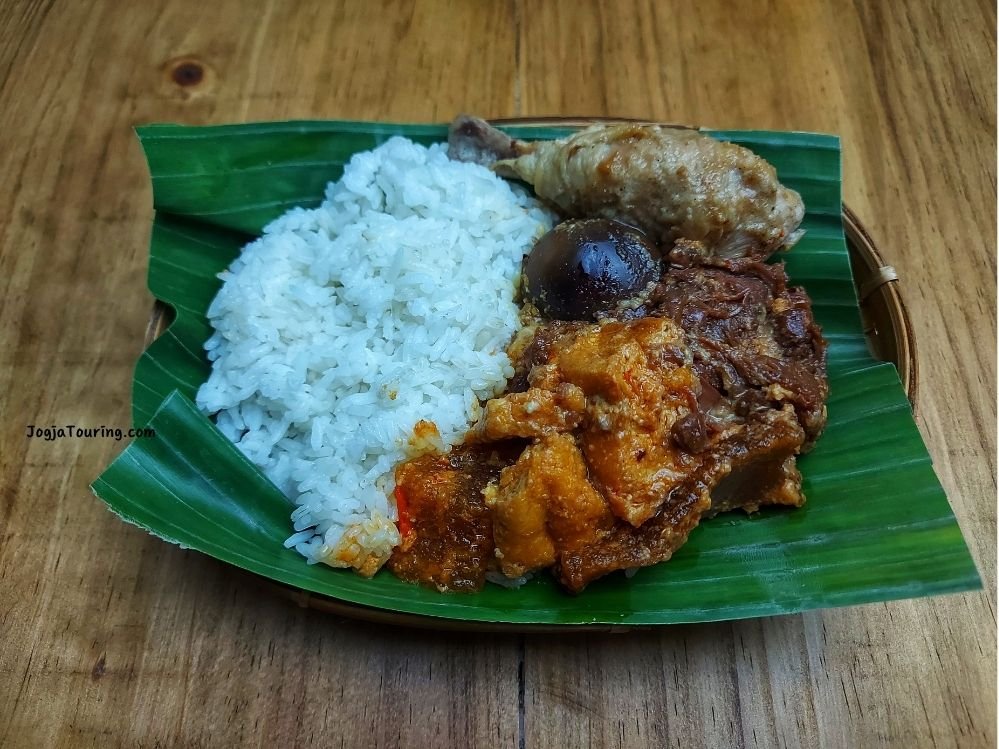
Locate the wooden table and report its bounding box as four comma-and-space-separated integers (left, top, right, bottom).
1, 1, 994, 746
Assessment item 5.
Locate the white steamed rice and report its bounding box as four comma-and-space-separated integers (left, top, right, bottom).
196, 136, 553, 574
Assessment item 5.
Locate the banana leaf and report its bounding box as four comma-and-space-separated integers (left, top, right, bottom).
91, 121, 980, 626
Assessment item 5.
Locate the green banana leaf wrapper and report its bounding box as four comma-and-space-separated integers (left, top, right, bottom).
91, 121, 981, 626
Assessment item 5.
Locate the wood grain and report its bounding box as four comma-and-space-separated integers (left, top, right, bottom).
0, 1, 993, 747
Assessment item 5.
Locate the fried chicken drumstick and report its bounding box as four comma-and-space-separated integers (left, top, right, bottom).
448, 115, 805, 260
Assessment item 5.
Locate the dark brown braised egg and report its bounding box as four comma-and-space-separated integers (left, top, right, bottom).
523, 219, 662, 321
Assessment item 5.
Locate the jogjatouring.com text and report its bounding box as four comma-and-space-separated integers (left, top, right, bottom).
25, 425, 156, 442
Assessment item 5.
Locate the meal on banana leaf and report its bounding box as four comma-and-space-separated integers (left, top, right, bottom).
196, 115, 828, 593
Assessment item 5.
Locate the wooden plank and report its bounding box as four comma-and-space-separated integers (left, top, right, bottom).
0, 0, 994, 746
518, 0, 996, 747
0, 1, 520, 747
